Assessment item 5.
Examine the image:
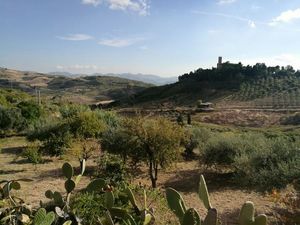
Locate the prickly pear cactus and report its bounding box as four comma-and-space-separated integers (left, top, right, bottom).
203, 208, 218, 225
198, 175, 212, 210
182, 208, 201, 225
166, 187, 187, 223
33, 208, 55, 225
238, 201, 267, 225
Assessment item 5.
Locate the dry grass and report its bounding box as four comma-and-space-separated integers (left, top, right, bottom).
0, 137, 282, 224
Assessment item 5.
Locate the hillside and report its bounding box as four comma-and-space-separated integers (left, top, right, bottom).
129, 62, 300, 109
0, 67, 152, 104
49, 71, 177, 85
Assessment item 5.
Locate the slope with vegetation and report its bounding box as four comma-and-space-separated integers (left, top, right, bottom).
130, 62, 300, 109
0, 67, 152, 104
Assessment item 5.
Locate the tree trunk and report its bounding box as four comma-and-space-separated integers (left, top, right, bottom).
149, 159, 157, 188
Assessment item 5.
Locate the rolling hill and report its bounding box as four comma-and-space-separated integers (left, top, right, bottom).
49, 71, 177, 85
129, 62, 300, 109
0, 67, 152, 104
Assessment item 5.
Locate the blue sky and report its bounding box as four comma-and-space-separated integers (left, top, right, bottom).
0, 0, 300, 77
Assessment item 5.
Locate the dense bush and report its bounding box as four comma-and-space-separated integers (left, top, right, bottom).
28, 122, 72, 156
0, 107, 26, 133
234, 137, 300, 190
17, 101, 41, 123
22, 144, 43, 164
96, 154, 127, 184
70, 111, 107, 139
200, 131, 300, 190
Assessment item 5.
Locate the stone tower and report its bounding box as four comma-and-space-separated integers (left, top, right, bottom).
217, 56, 222, 69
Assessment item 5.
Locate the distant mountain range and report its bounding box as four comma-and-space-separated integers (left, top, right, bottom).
48, 72, 178, 85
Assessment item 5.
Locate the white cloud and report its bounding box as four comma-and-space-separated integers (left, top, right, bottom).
56, 64, 98, 70
248, 20, 256, 28
82, 0, 101, 7
81, 0, 149, 15
98, 37, 144, 47
56, 34, 94, 41
217, 0, 237, 5
270, 8, 300, 26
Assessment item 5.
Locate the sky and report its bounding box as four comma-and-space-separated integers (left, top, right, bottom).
0, 0, 300, 77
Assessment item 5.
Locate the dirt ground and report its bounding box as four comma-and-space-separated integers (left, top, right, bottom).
0, 137, 284, 224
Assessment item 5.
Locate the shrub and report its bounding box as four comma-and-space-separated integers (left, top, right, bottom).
234, 137, 300, 190
201, 133, 241, 166
22, 144, 43, 164
96, 154, 127, 184
71, 193, 107, 224
17, 101, 41, 123
70, 111, 107, 139
27, 122, 73, 156
59, 104, 90, 119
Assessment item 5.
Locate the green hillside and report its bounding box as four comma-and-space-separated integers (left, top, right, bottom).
130, 62, 300, 108
0, 67, 152, 104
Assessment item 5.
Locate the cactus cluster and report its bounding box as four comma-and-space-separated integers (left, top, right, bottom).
1, 162, 268, 225
166, 175, 267, 225
97, 187, 155, 225
166, 175, 217, 225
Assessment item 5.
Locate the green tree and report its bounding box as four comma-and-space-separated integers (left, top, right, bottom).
17, 101, 41, 123
102, 117, 185, 188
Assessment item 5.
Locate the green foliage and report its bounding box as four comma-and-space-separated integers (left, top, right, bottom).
234, 137, 300, 190
200, 130, 300, 190
33, 208, 55, 225
0, 107, 26, 133
59, 104, 90, 119
96, 154, 127, 184
28, 122, 73, 156
17, 101, 41, 123
201, 133, 240, 166
102, 116, 185, 188
70, 111, 107, 139
22, 144, 43, 164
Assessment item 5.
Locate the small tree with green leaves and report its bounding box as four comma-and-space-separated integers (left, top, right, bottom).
102, 116, 185, 188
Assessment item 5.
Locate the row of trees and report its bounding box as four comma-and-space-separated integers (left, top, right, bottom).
178, 62, 300, 82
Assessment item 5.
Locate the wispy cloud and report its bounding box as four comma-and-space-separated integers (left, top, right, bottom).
82, 0, 101, 7
81, 0, 150, 16
217, 0, 237, 5
56, 34, 94, 41
192, 11, 256, 28
56, 64, 98, 70
98, 37, 145, 47
270, 8, 300, 26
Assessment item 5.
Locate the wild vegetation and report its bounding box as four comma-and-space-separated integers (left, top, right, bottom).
131, 62, 300, 108
1, 65, 300, 225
